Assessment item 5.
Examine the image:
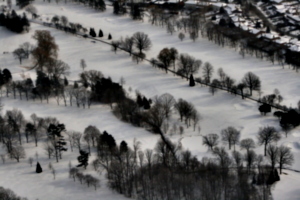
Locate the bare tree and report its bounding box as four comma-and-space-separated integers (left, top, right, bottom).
202, 62, 214, 84
46, 59, 70, 79
191, 110, 201, 131
266, 144, 278, 170
72, 131, 82, 151
132, 32, 152, 54
142, 103, 166, 134
80, 59, 87, 71
60, 15, 68, 26
257, 126, 281, 156
242, 72, 261, 96
52, 168, 56, 180
202, 133, 219, 150
155, 93, 176, 119
277, 145, 294, 174
121, 36, 134, 56
232, 151, 243, 168
13, 48, 26, 64
10, 145, 26, 162
25, 5, 38, 19
5, 108, 24, 145
44, 140, 55, 159
221, 126, 240, 150
28, 157, 34, 166
119, 76, 126, 86
111, 40, 120, 54
177, 54, 202, 79
244, 150, 257, 172
240, 138, 255, 153
212, 146, 232, 168
19, 42, 33, 59
0, 154, 6, 164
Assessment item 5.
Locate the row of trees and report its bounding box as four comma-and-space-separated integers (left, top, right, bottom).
42, 0, 105, 11
153, 47, 262, 98
111, 31, 152, 57
90, 130, 278, 200
202, 125, 294, 174
69, 167, 100, 190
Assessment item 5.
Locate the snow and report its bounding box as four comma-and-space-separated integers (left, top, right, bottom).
1, 0, 300, 199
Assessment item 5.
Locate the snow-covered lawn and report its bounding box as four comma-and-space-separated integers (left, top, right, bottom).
1, 0, 300, 199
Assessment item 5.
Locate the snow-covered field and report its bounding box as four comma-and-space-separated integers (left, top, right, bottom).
1, 0, 300, 199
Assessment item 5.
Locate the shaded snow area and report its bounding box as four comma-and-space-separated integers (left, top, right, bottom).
1, 0, 300, 199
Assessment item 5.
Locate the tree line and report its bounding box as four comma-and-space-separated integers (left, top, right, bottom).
0, 10, 30, 33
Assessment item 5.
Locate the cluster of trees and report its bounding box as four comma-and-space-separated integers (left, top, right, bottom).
69, 167, 100, 190
0, 186, 28, 200
43, 15, 85, 35
90, 129, 277, 200
113, 92, 200, 136
0, 107, 69, 163
0, 11, 30, 33
202, 125, 293, 175
111, 32, 152, 60
152, 47, 262, 98
13, 42, 33, 64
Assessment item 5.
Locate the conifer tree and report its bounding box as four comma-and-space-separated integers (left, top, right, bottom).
36, 162, 43, 173
98, 29, 103, 37
108, 33, 112, 40
189, 74, 195, 87
77, 150, 89, 169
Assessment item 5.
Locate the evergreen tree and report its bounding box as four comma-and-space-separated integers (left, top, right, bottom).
47, 123, 67, 162
143, 97, 150, 110
36, 162, 43, 173
108, 33, 112, 40
77, 150, 89, 169
136, 94, 143, 107
98, 29, 103, 37
120, 140, 128, 153
189, 74, 195, 87
113, 1, 120, 14
64, 76, 68, 86
89, 28, 96, 37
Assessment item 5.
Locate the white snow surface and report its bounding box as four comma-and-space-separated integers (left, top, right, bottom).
1, 1, 300, 199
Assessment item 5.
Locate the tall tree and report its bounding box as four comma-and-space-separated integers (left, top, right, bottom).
257, 126, 281, 156
13, 48, 26, 64
277, 145, 294, 174
202, 62, 214, 84
47, 123, 67, 162
177, 54, 201, 79
242, 72, 261, 96
240, 138, 255, 153
221, 126, 240, 150
132, 32, 152, 54
202, 133, 219, 150
32, 30, 59, 71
